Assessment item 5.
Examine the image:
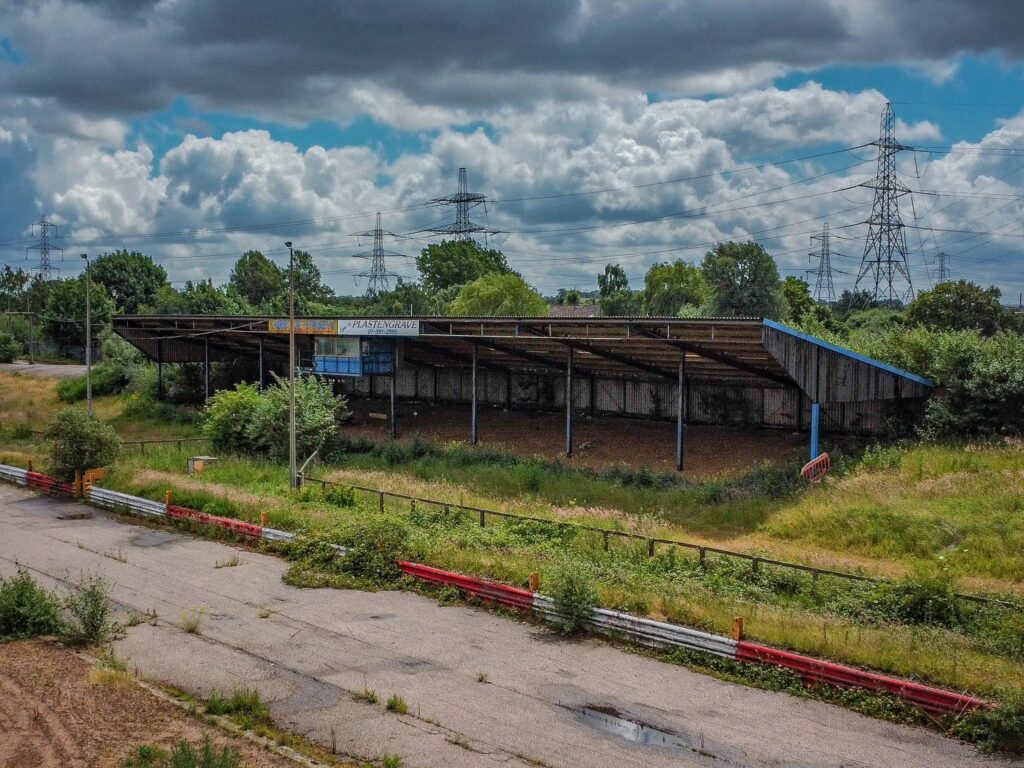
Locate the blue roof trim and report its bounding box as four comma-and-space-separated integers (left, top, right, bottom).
761, 319, 935, 388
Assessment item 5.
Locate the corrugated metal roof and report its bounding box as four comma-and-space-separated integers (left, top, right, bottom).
112, 314, 933, 403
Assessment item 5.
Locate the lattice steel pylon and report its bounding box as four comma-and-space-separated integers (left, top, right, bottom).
26, 214, 63, 280
856, 103, 914, 304
426, 167, 497, 242
354, 212, 403, 296
936, 251, 951, 283
808, 223, 837, 303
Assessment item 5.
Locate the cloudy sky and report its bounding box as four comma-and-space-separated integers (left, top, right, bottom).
2, 0, 1024, 301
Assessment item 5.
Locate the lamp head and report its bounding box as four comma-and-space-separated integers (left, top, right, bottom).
284, 241, 293, 248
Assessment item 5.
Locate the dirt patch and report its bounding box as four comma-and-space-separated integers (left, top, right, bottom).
343, 399, 807, 476
0, 639, 297, 768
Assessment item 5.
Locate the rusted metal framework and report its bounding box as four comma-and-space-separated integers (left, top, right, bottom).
113, 315, 933, 470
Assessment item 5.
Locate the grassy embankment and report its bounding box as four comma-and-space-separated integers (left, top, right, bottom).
87, 437, 1024, 700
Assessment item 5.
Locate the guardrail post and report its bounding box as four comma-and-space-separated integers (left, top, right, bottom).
732, 616, 744, 641
260, 511, 269, 527
165, 490, 172, 510
27, 459, 32, 472
529, 572, 539, 591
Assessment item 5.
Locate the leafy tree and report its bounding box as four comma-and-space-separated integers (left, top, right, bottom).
701, 241, 786, 319
42, 276, 115, 350
598, 264, 630, 297
0, 265, 29, 308
290, 249, 333, 305
781, 276, 815, 325
597, 264, 642, 316
416, 240, 510, 292
88, 250, 168, 313
140, 284, 187, 314
228, 251, 284, 307
246, 374, 348, 461
365, 280, 442, 316
448, 273, 548, 316
834, 288, 878, 318
180, 280, 250, 315
906, 279, 1007, 336
0, 332, 19, 362
46, 407, 121, 480
641, 260, 710, 316
202, 383, 263, 454
564, 289, 581, 306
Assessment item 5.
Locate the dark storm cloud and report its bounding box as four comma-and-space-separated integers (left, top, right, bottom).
2, 0, 1022, 120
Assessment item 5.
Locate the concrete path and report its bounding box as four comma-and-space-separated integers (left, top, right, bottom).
0, 361, 87, 378
0, 484, 1010, 768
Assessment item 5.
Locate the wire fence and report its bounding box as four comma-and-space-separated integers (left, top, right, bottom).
300, 473, 1021, 611
29, 430, 207, 453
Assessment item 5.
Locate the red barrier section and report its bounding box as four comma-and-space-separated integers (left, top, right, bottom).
167, 504, 263, 539
800, 452, 832, 484
26, 471, 76, 497
398, 561, 535, 611
736, 642, 986, 715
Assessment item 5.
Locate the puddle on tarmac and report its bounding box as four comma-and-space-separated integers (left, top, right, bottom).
575, 705, 694, 749
131, 531, 182, 547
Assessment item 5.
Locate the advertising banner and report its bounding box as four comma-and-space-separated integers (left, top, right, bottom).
337, 319, 420, 337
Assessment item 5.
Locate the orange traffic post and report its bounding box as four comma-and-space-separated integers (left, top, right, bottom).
165, 490, 173, 508
732, 616, 745, 641
528, 572, 540, 592
260, 511, 269, 528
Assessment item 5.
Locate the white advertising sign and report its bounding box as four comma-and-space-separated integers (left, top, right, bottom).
337, 319, 420, 337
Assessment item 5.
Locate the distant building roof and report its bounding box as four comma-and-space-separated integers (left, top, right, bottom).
549, 304, 600, 317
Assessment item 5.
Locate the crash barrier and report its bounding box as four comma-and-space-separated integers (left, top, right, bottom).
736, 642, 987, 716
301, 474, 1018, 611
0, 463, 994, 715
533, 595, 739, 658
800, 452, 832, 484
0, 464, 27, 486
26, 470, 76, 496
167, 504, 263, 539
398, 560, 535, 611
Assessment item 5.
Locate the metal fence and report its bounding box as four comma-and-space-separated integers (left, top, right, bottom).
300, 473, 1020, 611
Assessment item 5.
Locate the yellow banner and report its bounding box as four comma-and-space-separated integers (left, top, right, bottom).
267, 318, 338, 335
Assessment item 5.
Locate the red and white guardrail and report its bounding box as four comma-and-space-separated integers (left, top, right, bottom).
0, 462, 988, 716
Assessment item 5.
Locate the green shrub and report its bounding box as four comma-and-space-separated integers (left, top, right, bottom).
205, 686, 269, 727
869, 573, 961, 628
386, 693, 409, 714
202, 383, 262, 454
0, 570, 64, 640
322, 483, 356, 507
338, 518, 409, 584
65, 576, 120, 646
46, 407, 121, 480
952, 692, 1024, 754
246, 374, 348, 462
0, 331, 20, 363
549, 563, 598, 635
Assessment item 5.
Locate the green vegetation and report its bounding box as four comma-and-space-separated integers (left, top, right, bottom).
46, 406, 122, 480
0, 331, 19, 362
549, 564, 599, 634
65, 575, 121, 646
122, 737, 240, 768
203, 375, 349, 461
385, 693, 409, 714
205, 686, 270, 729
0, 570, 65, 640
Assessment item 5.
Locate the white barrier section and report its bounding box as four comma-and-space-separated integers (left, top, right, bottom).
0, 465, 28, 486
87, 486, 167, 518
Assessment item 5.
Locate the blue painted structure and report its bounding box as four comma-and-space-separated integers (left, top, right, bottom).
810, 402, 821, 460
313, 337, 394, 377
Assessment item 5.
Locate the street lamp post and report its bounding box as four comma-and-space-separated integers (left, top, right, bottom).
81, 253, 92, 414
286, 242, 297, 489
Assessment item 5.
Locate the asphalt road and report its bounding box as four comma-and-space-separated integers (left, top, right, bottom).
0, 484, 1009, 768
0, 361, 88, 378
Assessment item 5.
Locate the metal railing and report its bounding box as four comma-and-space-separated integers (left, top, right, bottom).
300, 473, 1020, 610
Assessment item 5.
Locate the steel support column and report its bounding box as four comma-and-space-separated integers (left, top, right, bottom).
258, 337, 265, 391
156, 338, 164, 401
676, 351, 688, 472
389, 344, 397, 439
565, 346, 574, 457
471, 344, 479, 445
203, 337, 210, 401
810, 402, 821, 460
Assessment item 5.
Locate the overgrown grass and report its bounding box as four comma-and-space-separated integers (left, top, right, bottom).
122, 737, 240, 768
205, 686, 270, 729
